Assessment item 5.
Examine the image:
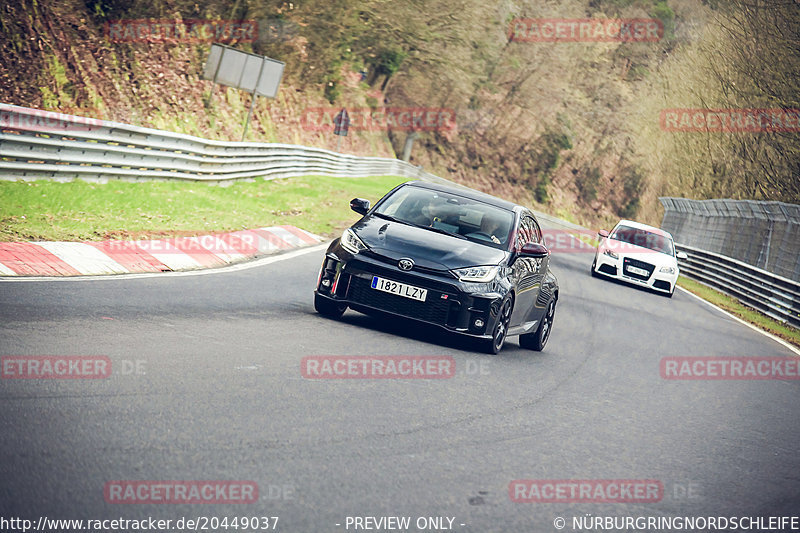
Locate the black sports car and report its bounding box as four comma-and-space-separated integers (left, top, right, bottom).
313, 180, 559, 353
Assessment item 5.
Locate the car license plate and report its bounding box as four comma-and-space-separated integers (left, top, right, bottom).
626, 265, 649, 276
371, 276, 427, 302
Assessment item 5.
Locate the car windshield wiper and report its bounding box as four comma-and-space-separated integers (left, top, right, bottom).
372, 212, 406, 224
373, 212, 467, 240
420, 224, 467, 240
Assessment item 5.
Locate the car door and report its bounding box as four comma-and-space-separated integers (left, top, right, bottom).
509, 212, 548, 329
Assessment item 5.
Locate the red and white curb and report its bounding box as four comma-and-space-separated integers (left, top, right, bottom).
0, 226, 321, 276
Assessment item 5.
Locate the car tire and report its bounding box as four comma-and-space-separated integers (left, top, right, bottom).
314, 293, 347, 318
591, 257, 599, 278
483, 297, 513, 355
520, 298, 556, 352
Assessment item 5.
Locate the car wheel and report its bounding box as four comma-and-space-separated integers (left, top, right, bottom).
520, 298, 556, 351
314, 293, 347, 318
484, 297, 513, 355
591, 257, 599, 278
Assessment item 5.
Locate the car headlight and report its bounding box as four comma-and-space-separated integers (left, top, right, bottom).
659, 266, 676, 274
340, 228, 367, 254
453, 266, 499, 283
602, 249, 619, 259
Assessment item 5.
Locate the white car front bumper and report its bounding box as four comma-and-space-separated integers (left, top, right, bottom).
593, 252, 678, 294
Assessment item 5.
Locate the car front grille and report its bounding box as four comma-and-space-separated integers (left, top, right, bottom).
623, 257, 655, 281
347, 275, 455, 326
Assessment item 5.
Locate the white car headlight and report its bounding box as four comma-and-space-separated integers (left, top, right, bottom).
453, 266, 499, 283
603, 249, 619, 259
340, 228, 367, 254
659, 265, 676, 274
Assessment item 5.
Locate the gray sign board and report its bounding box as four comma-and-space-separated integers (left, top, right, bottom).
203, 43, 284, 98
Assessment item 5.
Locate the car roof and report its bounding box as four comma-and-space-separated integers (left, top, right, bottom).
402, 180, 520, 211
614, 219, 673, 239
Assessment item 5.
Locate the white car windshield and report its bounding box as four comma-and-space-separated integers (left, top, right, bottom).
610, 225, 675, 256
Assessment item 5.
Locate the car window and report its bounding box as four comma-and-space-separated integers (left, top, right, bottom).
515, 219, 527, 250
374, 185, 514, 249
610, 225, 674, 255
529, 216, 542, 242
516, 215, 539, 249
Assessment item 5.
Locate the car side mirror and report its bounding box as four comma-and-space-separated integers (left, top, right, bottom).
598, 229, 609, 238
350, 198, 370, 215
676, 251, 688, 260
520, 242, 550, 258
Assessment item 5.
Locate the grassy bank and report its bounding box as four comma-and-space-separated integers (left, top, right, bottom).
0, 175, 409, 242
677, 276, 800, 348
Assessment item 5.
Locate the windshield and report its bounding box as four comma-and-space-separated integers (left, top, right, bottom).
374, 185, 514, 249
610, 224, 675, 256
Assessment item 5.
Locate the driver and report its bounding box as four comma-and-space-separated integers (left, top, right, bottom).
415, 196, 440, 226
480, 214, 503, 244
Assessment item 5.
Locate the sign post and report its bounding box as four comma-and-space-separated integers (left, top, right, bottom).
242, 59, 267, 141
333, 108, 350, 152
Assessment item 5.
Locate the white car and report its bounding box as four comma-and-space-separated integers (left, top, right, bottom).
591, 220, 687, 297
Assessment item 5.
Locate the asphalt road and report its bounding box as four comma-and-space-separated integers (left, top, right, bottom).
1, 234, 798, 533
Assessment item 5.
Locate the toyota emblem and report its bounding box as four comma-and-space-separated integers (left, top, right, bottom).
398, 258, 414, 271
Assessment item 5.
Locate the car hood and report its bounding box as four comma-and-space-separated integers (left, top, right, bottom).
353, 217, 507, 271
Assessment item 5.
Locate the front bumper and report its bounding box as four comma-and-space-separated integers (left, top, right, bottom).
593, 252, 678, 293
315, 251, 506, 339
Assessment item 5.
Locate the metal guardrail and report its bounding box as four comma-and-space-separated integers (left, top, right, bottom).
660, 196, 800, 282
676, 243, 800, 329
0, 103, 451, 185
662, 196, 799, 329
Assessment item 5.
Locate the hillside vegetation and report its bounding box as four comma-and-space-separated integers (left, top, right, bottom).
1, 0, 797, 228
